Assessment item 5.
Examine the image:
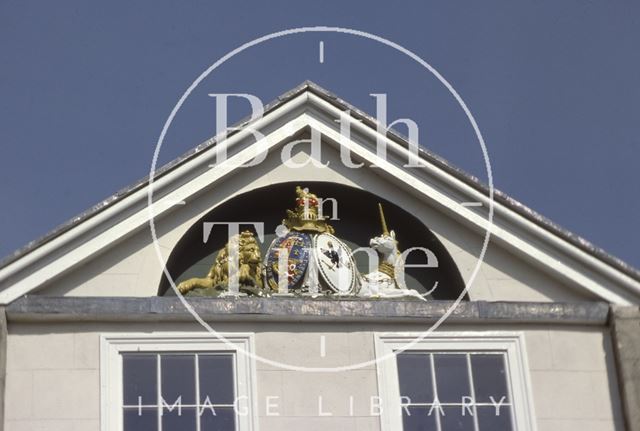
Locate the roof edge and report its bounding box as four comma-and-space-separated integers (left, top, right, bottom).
1, 80, 638, 283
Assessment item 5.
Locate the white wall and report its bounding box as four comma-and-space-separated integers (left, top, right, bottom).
3, 321, 624, 431
36, 142, 593, 303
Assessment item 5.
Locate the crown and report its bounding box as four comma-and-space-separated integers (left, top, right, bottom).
283, 186, 335, 234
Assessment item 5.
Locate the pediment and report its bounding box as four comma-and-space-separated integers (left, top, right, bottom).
1, 82, 638, 305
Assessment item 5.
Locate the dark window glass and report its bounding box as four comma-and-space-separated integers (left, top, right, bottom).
123, 407, 157, 431
123, 354, 157, 406
471, 354, 510, 403
162, 407, 197, 431
397, 353, 434, 403
397, 351, 515, 431
199, 354, 235, 405
433, 354, 471, 403
477, 405, 513, 431
402, 406, 438, 431
200, 406, 236, 430
122, 352, 237, 431
440, 405, 475, 431
161, 355, 196, 405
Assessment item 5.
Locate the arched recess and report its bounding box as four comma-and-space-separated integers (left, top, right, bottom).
158, 182, 467, 300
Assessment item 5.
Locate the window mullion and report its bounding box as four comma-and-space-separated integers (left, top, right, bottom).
233, 352, 239, 428
466, 353, 481, 431
157, 354, 162, 431
428, 353, 442, 431
195, 354, 201, 431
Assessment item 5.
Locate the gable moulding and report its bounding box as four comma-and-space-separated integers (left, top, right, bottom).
0, 93, 310, 304
0, 90, 638, 305
304, 93, 640, 303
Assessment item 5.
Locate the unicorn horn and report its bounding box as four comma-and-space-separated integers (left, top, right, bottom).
378, 203, 389, 235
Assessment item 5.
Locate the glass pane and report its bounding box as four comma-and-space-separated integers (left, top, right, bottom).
402, 406, 438, 431
123, 354, 157, 406
199, 354, 235, 405
396, 353, 434, 403
471, 354, 510, 403
200, 406, 236, 430
433, 354, 471, 403
440, 405, 475, 431
123, 407, 157, 431
161, 354, 196, 406
162, 406, 197, 431
477, 405, 513, 431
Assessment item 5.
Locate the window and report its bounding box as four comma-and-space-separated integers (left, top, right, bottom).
375, 333, 536, 431
101, 334, 257, 431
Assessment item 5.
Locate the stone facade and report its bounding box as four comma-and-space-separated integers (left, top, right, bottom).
0, 83, 637, 431
3, 320, 625, 431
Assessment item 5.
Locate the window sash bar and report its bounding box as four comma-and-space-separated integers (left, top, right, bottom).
466, 353, 481, 431
157, 353, 162, 431
195, 354, 201, 431
400, 402, 514, 407
428, 353, 442, 431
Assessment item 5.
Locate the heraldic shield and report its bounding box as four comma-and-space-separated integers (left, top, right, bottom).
264, 231, 312, 292
177, 186, 424, 299
314, 232, 357, 294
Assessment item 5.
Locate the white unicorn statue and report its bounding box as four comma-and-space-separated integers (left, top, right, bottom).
357, 204, 427, 300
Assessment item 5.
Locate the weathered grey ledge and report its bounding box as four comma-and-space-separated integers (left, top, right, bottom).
5, 296, 610, 325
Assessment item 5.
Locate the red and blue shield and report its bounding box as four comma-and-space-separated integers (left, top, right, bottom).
265, 232, 312, 292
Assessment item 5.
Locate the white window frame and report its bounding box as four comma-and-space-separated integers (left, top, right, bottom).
100, 333, 258, 431
375, 331, 537, 431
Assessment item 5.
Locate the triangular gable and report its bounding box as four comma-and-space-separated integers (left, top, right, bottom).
0, 82, 639, 305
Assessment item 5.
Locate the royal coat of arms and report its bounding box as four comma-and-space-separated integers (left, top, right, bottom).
314, 232, 357, 294
264, 232, 312, 292
264, 186, 357, 295
177, 186, 426, 300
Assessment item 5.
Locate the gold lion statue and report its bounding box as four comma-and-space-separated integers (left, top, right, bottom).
177, 230, 265, 297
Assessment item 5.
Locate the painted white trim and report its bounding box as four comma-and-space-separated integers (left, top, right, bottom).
374, 331, 537, 431
0, 101, 310, 304
0, 88, 638, 304
304, 95, 640, 304
100, 332, 258, 431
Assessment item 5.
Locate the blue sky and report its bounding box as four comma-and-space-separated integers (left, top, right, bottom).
1, 1, 638, 267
